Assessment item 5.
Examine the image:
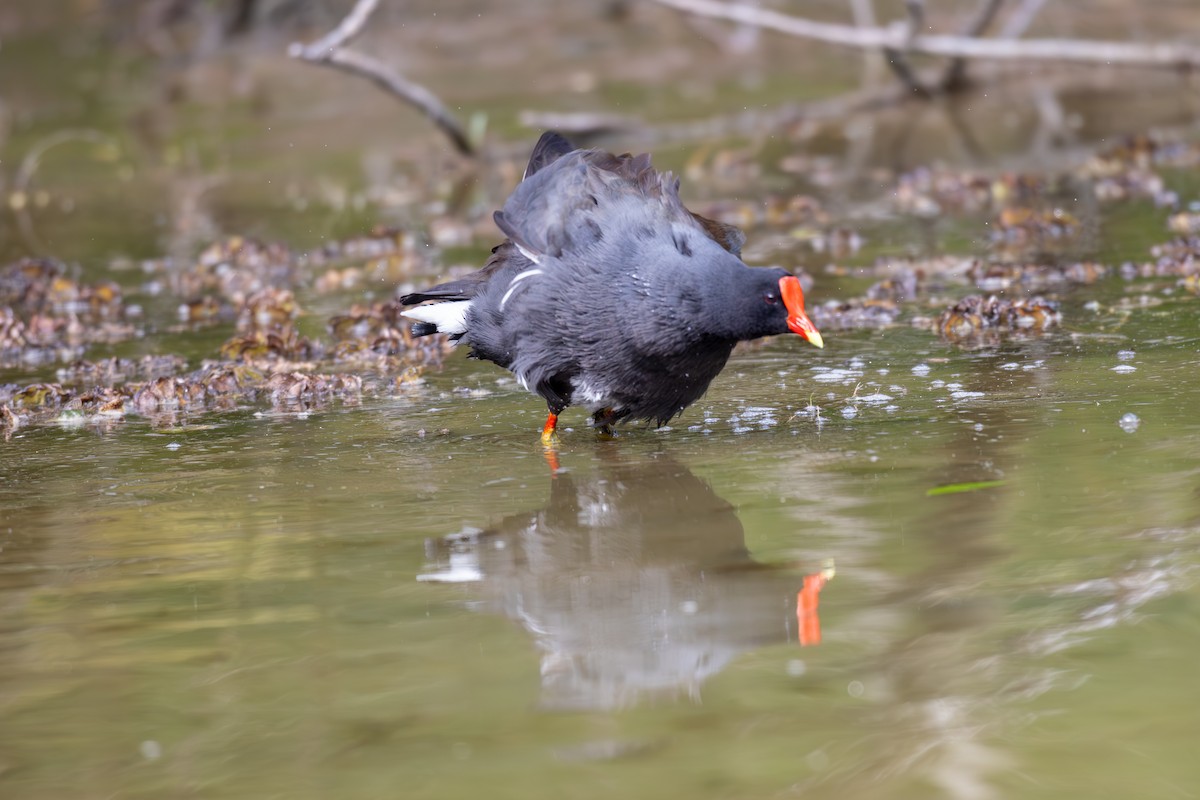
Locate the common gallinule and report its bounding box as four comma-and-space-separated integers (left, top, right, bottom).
400, 132, 824, 443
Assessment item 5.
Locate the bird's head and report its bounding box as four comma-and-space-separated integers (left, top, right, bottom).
718, 267, 823, 347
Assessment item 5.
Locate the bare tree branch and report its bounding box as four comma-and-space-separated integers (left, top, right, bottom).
940, 0, 1007, 92
882, 0, 933, 97
650, 0, 1200, 71
292, 0, 380, 57
288, 0, 475, 157
961, 0, 1007, 40
322, 49, 475, 156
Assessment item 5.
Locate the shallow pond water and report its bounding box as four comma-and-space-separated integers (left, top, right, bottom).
3, 305, 1199, 799
3, 4, 1200, 798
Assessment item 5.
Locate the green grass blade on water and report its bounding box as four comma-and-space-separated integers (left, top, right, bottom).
926, 480, 1008, 497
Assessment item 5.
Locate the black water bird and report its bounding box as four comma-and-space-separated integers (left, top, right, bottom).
400, 132, 824, 442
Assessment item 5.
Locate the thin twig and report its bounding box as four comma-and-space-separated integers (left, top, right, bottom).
650, 0, 1200, 71
961, 0, 1007, 39
940, 0, 1007, 92
292, 0, 379, 57
324, 49, 475, 156
882, 0, 933, 96
288, 0, 475, 157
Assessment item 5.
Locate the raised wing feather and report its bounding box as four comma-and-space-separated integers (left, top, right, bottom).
523, 131, 574, 180
494, 139, 746, 263
400, 131, 746, 308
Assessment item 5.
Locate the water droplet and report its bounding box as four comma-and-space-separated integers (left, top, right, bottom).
1118, 413, 1140, 433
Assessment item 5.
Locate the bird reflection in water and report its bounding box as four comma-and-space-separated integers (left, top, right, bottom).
419, 454, 833, 710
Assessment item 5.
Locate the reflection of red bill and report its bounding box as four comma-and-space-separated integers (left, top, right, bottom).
797, 562, 836, 646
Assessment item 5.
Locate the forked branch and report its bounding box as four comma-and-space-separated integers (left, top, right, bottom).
288, 0, 475, 157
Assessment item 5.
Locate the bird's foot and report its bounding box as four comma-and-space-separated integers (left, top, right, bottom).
591, 408, 618, 438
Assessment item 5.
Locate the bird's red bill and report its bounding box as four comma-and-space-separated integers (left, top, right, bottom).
780, 276, 824, 348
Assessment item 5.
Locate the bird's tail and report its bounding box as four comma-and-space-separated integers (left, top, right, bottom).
400, 300, 471, 337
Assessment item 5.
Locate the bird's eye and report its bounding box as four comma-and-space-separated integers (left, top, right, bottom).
763, 292, 779, 306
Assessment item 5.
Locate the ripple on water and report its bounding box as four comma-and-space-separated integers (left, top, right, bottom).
811, 367, 863, 384
857, 393, 893, 405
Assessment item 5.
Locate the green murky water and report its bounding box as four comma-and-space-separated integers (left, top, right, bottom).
4, 313, 1198, 799
3, 6, 1200, 798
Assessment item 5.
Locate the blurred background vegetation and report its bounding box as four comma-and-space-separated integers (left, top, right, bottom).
0, 0, 1196, 266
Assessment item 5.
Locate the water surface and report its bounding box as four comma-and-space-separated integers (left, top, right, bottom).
3, 312, 1199, 798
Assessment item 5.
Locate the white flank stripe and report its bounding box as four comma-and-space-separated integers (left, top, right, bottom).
401, 301, 472, 335
499, 268, 544, 310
